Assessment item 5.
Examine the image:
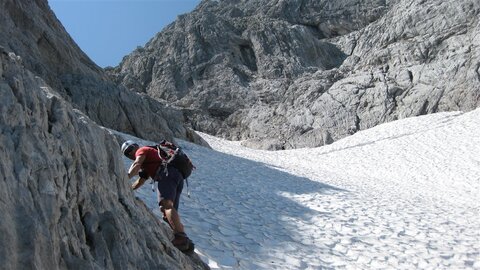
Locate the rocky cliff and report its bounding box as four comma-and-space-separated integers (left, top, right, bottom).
0, 48, 208, 269
0, 0, 206, 145
0, 1, 209, 269
109, 0, 480, 149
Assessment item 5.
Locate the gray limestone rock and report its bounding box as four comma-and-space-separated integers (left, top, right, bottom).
0, 49, 208, 270
109, 0, 480, 150
0, 0, 207, 147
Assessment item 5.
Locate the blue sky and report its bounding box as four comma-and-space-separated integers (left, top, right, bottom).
48, 0, 201, 68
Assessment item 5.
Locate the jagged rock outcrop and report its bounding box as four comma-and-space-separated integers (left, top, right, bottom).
109, 0, 480, 150
0, 49, 208, 269
0, 0, 207, 146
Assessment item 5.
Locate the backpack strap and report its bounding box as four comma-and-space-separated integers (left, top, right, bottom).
185, 178, 190, 198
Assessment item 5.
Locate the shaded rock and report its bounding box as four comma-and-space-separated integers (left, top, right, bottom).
0, 49, 208, 269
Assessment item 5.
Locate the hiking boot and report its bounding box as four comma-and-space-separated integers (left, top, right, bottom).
172, 233, 194, 253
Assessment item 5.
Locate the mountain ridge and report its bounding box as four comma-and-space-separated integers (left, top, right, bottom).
109, 0, 480, 150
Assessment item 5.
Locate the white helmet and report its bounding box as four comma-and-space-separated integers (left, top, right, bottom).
121, 140, 138, 156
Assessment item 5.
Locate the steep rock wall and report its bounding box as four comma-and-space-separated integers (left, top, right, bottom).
0, 49, 208, 269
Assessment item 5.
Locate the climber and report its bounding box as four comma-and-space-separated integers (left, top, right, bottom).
121, 140, 194, 253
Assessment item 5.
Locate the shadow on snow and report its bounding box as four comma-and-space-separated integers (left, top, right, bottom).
178, 142, 346, 266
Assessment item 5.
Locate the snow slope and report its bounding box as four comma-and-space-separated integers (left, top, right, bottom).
121, 108, 480, 269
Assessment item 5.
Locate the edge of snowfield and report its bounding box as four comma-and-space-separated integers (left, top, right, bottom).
116, 108, 480, 270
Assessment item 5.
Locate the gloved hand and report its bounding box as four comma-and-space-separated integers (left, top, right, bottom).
138, 170, 148, 179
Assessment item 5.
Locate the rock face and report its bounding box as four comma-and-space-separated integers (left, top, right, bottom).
0, 49, 208, 269
0, 0, 207, 146
0, 1, 209, 268
109, 0, 480, 150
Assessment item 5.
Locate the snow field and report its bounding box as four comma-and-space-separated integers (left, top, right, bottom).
122, 108, 480, 269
